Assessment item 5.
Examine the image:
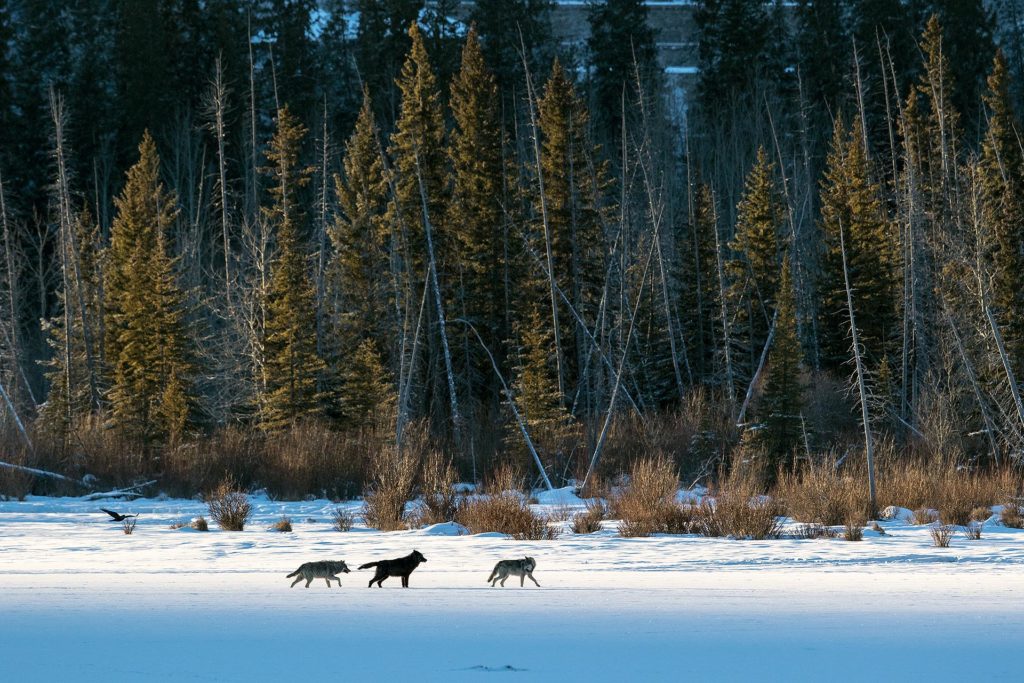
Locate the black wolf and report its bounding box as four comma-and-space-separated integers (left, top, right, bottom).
359, 550, 427, 587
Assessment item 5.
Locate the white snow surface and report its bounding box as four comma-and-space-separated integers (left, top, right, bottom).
2, 494, 1022, 681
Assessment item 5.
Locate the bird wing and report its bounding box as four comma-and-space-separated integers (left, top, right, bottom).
100, 508, 120, 520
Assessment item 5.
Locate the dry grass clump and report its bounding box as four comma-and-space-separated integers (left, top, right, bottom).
774, 462, 868, 526
572, 500, 607, 534
206, 478, 252, 531
930, 523, 954, 548
611, 456, 688, 538
843, 515, 865, 541
456, 493, 558, 540
910, 508, 939, 525
332, 507, 354, 531
418, 452, 460, 525
962, 521, 983, 540
122, 516, 137, 535
1000, 504, 1023, 528
270, 517, 293, 532
695, 468, 783, 540
191, 516, 209, 531
970, 506, 993, 522
870, 521, 886, 536
362, 446, 419, 531
0, 446, 35, 501
792, 523, 838, 540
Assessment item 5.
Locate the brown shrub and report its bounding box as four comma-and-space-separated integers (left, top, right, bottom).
843, 514, 865, 541
910, 508, 939, 525
0, 443, 36, 500
270, 517, 292, 532
1001, 504, 1024, 529
191, 516, 209, 531
774, 461, 868, 526
418, 452, 459, 525
572, 500, 607, 534
362, 446, 419, 531
122, 516, 137, 535
610, 456, 686, 537
792, 523, 838, 539
206, 479, 252, 531
962, 521, 983, 540
456, 494, 558, 540
930, 523, 954, 548
970, 506, 993, 522
332, 507, 354, 532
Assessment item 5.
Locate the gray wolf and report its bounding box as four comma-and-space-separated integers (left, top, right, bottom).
487, 557, 539, 587
359, 550, 427, 587
286, 560, 351, 588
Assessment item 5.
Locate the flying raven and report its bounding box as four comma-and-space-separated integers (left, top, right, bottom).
100, 508, 137, 522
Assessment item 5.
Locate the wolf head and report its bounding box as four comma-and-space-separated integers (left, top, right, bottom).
523, 556, 536, 571
333, 561, 351, 573
412, 550, 427, 563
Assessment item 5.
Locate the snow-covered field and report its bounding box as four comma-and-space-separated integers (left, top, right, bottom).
2, 492, 1022, 681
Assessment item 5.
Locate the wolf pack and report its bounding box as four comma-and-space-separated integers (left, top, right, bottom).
285, 551, 539, 589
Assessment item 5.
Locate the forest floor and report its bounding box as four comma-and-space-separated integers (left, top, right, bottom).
1, 493, 1021, 681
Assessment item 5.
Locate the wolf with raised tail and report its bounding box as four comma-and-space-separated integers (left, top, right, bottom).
286, 560, 351, 588
487, 557, 539, 587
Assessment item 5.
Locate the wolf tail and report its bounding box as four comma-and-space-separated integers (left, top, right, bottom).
487, 567, 497, 583
358, 562, 378, 570
286, 568, 301, 578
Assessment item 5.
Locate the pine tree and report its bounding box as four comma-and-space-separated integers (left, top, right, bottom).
794, 0, 848, 113
261, 106, 325, 429
104, 131, 195, 444
726, 147, 784, 375
758, 255, 804, 469
980, 49, 1024, 366
928, 0, 995, 135
817, 116, 898, 371
448, 27, 506, 404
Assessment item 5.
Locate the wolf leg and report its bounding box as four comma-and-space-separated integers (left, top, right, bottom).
305, 577, 313, 588
527, 571, 540, 587
324, 577, 332, 587
291, 576, 303, 587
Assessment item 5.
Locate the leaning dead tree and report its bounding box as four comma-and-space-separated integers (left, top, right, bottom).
840, 219, 876, 512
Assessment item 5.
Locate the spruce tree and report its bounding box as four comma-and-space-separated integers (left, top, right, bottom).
758, 255, 804, 470
342, 338, 396, 429
980, 50, 1024, 366
261, 106, 325, 429
586, 0, 658, 141
512, 306, 569, 468
817, 117, 898, 371
535, 59, 609, 408
726, 146, 784, 374
469, 0, 554, 110
355, 0, 423, 122
448, 27, 506, 404
39, 208, 103, 434
105, 131, 195, 444
389, 22, 448, 278
331, 90, 390, 349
